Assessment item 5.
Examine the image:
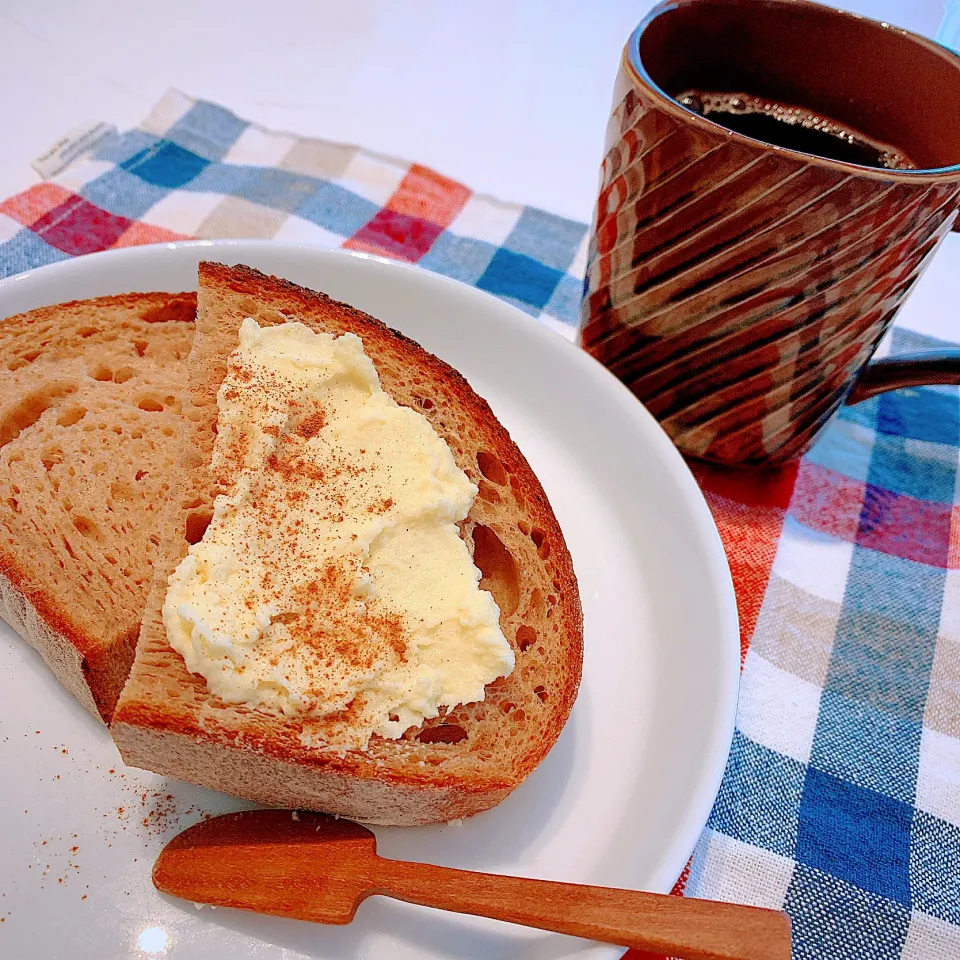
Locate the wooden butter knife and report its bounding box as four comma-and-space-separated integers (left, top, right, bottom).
154, 809, 790, 960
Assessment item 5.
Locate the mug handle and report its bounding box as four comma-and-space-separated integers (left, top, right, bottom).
849, 214, 960, 401
846, 351, 960, 404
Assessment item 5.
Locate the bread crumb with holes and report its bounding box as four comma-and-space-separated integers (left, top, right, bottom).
0, 291, 195, 722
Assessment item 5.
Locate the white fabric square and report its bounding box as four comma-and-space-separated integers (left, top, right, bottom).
938, 568, 960, 641
223, 125, 297, 167
902, 910, 960, 960
568, 231, 590, 279
271, 214, 343, 248
872, 326, 895, 359
141, 191, 225, 235
337, 152, 408, 206
737, 649, 822, 764
916, 725, 960, 829
771, 515, 855, 605
140, 89, 194, 137
446, 194, 524, 247
53, 158, 114, 193
0, 213, 21, 244
686, 829, 794, 909
903, 435, 958, 470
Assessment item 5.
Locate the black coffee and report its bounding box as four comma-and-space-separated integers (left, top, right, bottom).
675, 90, 916, 170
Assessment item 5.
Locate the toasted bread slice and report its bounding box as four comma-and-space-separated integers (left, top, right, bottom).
0, 292, 195, 721
113, 263, 582, 825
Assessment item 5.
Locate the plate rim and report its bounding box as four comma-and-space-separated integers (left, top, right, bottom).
0, 239, 740, 948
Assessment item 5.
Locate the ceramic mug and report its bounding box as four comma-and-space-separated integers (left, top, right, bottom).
579, 0, 960, 466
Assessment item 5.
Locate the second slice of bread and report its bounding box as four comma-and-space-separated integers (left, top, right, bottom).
113, 263, 582, 825
0, 292, 195, 721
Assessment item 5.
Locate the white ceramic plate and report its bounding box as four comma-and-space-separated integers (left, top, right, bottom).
0, 241, 738, 960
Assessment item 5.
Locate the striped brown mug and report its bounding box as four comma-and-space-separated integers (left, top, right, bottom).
579, 0, 960, 466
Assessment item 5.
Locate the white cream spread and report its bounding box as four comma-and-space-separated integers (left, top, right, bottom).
162, 319, 514, 750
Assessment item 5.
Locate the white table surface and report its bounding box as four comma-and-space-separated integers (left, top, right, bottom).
1, 0, 958, 341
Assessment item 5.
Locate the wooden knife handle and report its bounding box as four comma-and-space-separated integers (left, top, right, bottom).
370, 857, 791, 960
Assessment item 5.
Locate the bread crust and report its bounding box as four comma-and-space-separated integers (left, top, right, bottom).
0, 292, 196, 721
113, 264, 582, 825
0, 566, 98, 716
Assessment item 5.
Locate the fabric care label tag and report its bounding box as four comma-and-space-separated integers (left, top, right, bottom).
31, 121, 118, 179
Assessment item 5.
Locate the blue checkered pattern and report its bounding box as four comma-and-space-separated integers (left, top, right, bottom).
0, 92, 587, 337
687, 329, 960, 960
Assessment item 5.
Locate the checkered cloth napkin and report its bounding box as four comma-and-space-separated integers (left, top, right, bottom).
2, 91, 958, 960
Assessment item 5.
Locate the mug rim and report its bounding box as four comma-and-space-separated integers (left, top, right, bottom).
625, 0, 960, 181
